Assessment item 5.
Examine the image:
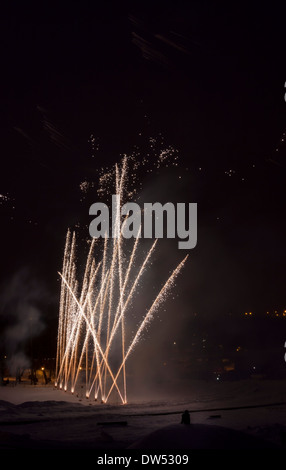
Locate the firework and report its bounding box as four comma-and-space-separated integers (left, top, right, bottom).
55, 157, 188, 404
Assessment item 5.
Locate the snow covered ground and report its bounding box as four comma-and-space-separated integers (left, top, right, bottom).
0, 378, 286, 450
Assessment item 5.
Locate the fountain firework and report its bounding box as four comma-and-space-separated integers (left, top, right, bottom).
55, 157, 188, 404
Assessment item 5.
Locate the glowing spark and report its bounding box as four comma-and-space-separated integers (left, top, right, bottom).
55, 157, 188, 404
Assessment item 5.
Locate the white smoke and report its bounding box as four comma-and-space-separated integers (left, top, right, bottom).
0, 267, 46, 376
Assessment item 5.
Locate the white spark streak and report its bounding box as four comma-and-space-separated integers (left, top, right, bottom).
55, 157, 188, 404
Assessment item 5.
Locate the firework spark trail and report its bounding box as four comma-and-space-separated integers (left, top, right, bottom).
92, 267, 112, 399
86, 230, 135, 399
56, 156, 189, 403
114, 158, 126, 326
86, 234, 123, 398
102, 237, 117, 398
64, 233, 78, 388
118, 227, 142, 402
70, 268, 109, 396
68, 260, 108, 395
56, 229, 76, 388
65, 261, 80, 390
118, 236, 126, 403
98, 159, 128, 400
58, 272, 125, 403
100, 211, 134, 397
57, 233, 159, 402
55, 230, 71, 384
103, 245, 115, 397
56, 259, 102, 386
88, 237, 157, 394
115, 161, 131, 403
105, 254, 189, 402
108, 238, 157, 344
70, 256, 98, 391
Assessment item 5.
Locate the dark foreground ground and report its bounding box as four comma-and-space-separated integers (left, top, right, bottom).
0, 379, 286, 452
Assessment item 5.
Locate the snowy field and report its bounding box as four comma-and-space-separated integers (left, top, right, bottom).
0, 378, 286, 451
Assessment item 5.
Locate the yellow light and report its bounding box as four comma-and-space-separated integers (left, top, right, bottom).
41, 367, 45, 371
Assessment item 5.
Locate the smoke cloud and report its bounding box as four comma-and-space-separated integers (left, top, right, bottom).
0, 267, 47, 375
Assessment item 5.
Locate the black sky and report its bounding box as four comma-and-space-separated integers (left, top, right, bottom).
0, 2, 286, 361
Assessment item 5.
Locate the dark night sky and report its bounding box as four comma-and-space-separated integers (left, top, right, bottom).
0, 2, 286, 363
